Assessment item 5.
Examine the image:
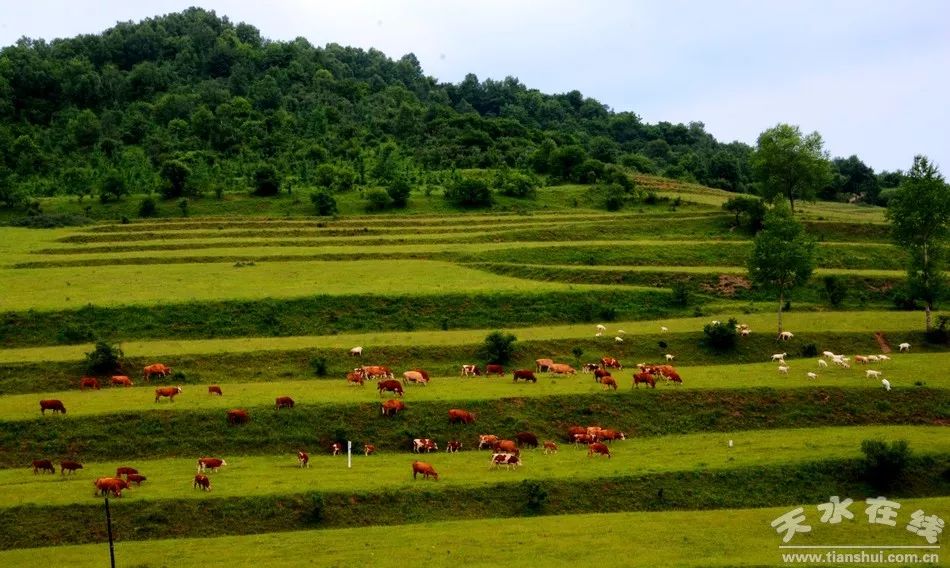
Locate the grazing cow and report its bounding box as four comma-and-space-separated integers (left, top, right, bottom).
582, 363, 600, 373
154, 386, 183, 402
665, 354, 675, 362
411, 369, 430, 382
882, 379, 891, 391
79, 377, 100, 391
866, 369, 882, 379
822, 351, 836, 358
412, 438, 438, 453
460, 364, 481, 377
597, 429, 626, 443
208, 385, 223, 395
633, 372, 656, 389
566, 426, 588, 441
115, 467, 138, 478
778, 331, 794, 341
600, 357, 622, 370
363, 444, 376, 456
490, 453, 522, 470
60, 460, 83, 475
412, 461, 439, 480
445, 440, 462, 453
740, 328, 752, 337
193, 474, 211, 491
535, 358, 554, 373
142, 363, 171, 381
596, 324, 607, 333
381, 399, 406, 417
275, 396, 295, 410
402, 371, 428, 386
95, 477, 129, 497
806, 372, 818, 380
297, 451, 309, 467
854, 355, 869, 364
515, 432, 539, 449
346, 372, 364, 386
899, 343, 911, 352
661, 326, 669, 332
543, 441, 558, 454
492, 440, 520, 456
600, 376, 618, 390
448, 408, 476, 425
573, 433, 595, 445
817, 359, 828, 368
778, 365, 789, 375
548, 363, 576, 375
361, 366, 394, 380
478, 435, 499, 450
32, 459, 55, 474
614, 336, 624, 344
349, 346, 363, 357
126, 473, 147, 486
594, 368, 612, 382
485, 364, 504, 376
111, 375, 133, 387
878, 355, 891, 361
39, 399, 66, 415
197, 458, 227, 473
330, 443, 342, 456
377, 380, 404, 397
226, 409, 250, 425
513, 369, 537, 383
588, 442, 611, 458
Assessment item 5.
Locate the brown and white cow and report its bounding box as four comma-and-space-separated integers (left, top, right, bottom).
600, 357, 622, 370
208, 385, 223, 396
377, 380, 404, 397
445, 440, 462, 453
197, 457, 227, 472
477, 435, 499, 450
143, 363, 172, 381
193, 474, 211, 491
448, 408, 475, 424
110, 375, 133, 387
600, 376, 618, 390
411, 460, 439, 480
543, 441, 558, 454
330, 443, 342, 456
275, 396, 295, 410
596, 429, 627, 443
346, 371, 365, 386
154, 386, 182, 402
484, 364, 504, 376
227, 409, 250, 425
512, 369, 537, 383
381, 399, 406, 417
360, 366, 394, 380
490, 453, 522, 470
633, 372, 656, 389
412, 438, 438, 453
363, 444, 376, 456
535, 358, 554, 372
79, 377, 100, 391
460, 364, 481, 377
492, 440, 520, 456
297, 451, 309, 468
32, 459, 55, 474
60, 460, 83, 475
402, 371, 429, 386
39, 399, 66, 415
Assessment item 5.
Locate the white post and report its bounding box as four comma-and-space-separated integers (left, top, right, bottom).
347, 441, 352, 469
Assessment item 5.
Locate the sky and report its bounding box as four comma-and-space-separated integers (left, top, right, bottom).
2, 0, 948, 173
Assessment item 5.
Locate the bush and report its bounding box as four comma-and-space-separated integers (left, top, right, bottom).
801, 343, 818, 357
56, 323, 96, 344
177, 198, 189, 217
522, 480, 548, 515
9, 214, 90, 228
364, 188, 393, 211
823, 275, 848, 307
84, 341, 123, 375
891, 285, 918, 310
703, 318, 739, 352
310, 191, 338, 216
445, 176, 493, 208
861, 439, 911, 490
386, 176, 411, 208
925, 315, 950, 345
310, 357, 328, 377
478, 330, 517, 365
99, 171, 129, 203
253, 165, 281, 196
722, 196, 766, 232
138, 197, 157, 218
497, 171, 539, 198
671, 282, 691, 307
160, 159, 191, 199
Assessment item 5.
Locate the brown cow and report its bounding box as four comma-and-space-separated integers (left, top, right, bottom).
566, 426, 587, 441
633, 372, 656, 389
381, 399, 405, 417
361, 366, 394, 380
193, 474, 211, 491
597, 429, 627, 443
346, 372, 365, 386
600, 357, 622, 370
548, 363, 576, 375
492, 440, 520, 456
227, 409, 250, 425
297, 451, 309, 468
116, 466, 138, 478
208, 385, 223, 396
411, 460, 439, 480
275, 396, 295, 410
515, 432, 539, 448
600, 376, 618, 390
39, 399, 66, 415
478, 434, 499, 450
95, 477, 128, 497
32, 459, 55, 474
79, 377, 100, 391
402, 371, 428, 386
126, 474, 147, 486
197, 457, 227, 472
445, 440, 462, 453
110, 375, 133, 387
60, 460, 83, 475
513, 369, 537, 383
411, 369, 430, 382
535, 358, 554, 372
573, 433, 595, 445
448, 408, 475, 424
377, 380, 404, 397
588, 442, 611, 458
143, 363, 172, 381
543, 441, 558, 454
363, 444, 376, 456
154, 386, 182, 402
594, 368, 612, 382
485, 364, 504, 376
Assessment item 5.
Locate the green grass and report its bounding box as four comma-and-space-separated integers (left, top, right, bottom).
4, 496, 942, 567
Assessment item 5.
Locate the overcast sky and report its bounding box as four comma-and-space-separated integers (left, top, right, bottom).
2, 1, 948, 173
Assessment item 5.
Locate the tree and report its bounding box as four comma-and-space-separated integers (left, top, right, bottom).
478, 330, 517, 365
99, 171, 128, 203
722, 196, 766, 232
445, 176, 493, 208
85, 341, 123, 375
386, 175, 411, 208
310, 190, 338, 216
747, 204, 816, 333
253, 165, 280, 196
751, 124, 831, 212
885, 155, 950, 331
160, 159, 191, 199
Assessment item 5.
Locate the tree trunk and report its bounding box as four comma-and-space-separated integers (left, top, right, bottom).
926, 302, 933, 332
777, 291, 784, 334
788, 192, 796, 214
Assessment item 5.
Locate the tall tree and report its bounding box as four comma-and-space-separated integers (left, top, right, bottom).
751, 124, 831, 213
747, 203, 816, 333
886, 155, 950, 331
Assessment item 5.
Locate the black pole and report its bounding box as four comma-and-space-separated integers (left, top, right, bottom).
104, 496, 116, 568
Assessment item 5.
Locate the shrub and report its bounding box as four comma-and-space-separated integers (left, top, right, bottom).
99, 171, 128, 203
56, 324, 96, 344
253, 165, 281, 196
722, 196, 766, 232
138, 197, 157, 218
497, 171, 539, 198
445, 176, 493, 208
891, 285, 918, 310
925, 315, 950, 345
177, 199, 189, 217
671, 282, 691, 307
85, 341, 123, 375
703, 318, 739, 352
861, 439, 911, 490
522, 480, 548, 515
386, 176, 411, 208
160, 159, 191, 199
823, 275, 848, 307
310, 357, 328, 377
801, 343, 818, 357
9, 214, 90, 228
478, 330, 517, 365
364, 188, 393, 211
310, 191, 338, 216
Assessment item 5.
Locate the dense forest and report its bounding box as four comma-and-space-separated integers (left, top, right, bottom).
0, 7, 903, 210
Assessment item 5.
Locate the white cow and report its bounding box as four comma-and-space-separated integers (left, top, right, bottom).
806, 372, 817, 380
771, 352, 788, 362
349, 346, 363, 357
614, 336, 624, 344
881, 379, 891, 391
866, 370, 882, 379
596, 324, 607, 333
817, 359, 828, 368
898, 343, 911, 352
660, 326, 669, 332
665, 354, 675, 362
778, 331, 794, 341
778, 365, 789, 375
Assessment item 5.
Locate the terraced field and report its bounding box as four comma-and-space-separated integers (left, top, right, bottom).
1, 182, 946, 566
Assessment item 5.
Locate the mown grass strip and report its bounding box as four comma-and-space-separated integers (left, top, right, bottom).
2, 496, 945, 566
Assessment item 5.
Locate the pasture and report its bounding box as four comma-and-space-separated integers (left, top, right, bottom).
0, 181, 946, 564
